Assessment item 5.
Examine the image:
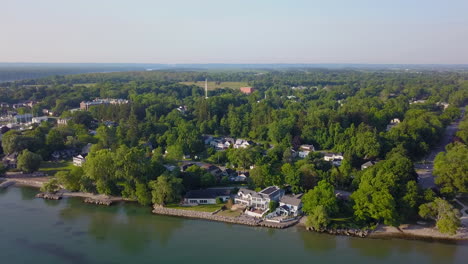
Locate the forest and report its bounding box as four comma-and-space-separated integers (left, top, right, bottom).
1, 69, 467, 234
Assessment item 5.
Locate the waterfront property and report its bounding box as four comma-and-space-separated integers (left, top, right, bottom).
183, 188, 232, 205
278, 194, 303, 216
235, 186, 285, 217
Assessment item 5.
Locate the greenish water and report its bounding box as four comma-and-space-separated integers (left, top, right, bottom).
0, 187, 466, 264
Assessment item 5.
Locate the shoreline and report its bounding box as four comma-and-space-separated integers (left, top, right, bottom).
3, 176, 468, 242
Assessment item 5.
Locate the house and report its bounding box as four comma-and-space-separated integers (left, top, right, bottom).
297, 144, 314, 158
230, 171, 249, 182
203, 135, 214, 145
163, 164, 177, 171
14, 114, 33, 123
234, 139, 254, 149
235, 186, 284, 210
180, 163, 194, 172
73, 155, 86, 167
201, 164, 223, 178
324, 153, 344, 166
278, 194, 303, 216
184, 188, 232, 205
32, 116, 48, 124
240, 87, 255, 94
80, 98, 129, 110
81, 143, 92, 155
361, 161, 378, 170
386, 118, 401, 131
2, 152, 18, 169
176, 105, 188, 114
57, 118, 71, 126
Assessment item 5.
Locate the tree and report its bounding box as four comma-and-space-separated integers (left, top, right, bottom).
269, 200, 279, 212
150, 174, 183, 206
282, 163, 301, 193
17, 150, 42, 173
351, 153, 417, 226
135, 182, 152, 206
419, 198, 461, 235
83, 149, 116, 195
306, 205, 329, 231
201, 173, 216, 188
302, 180, 338, 216
165, 145, 184, 161
40, 178, 61, 193
55, 167, 83, 191
434, 143, 468, 197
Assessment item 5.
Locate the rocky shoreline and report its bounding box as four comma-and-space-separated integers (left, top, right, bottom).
35, 192, 62, 200
305, 226, 370, 238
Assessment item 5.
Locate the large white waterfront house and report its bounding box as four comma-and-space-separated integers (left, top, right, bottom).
235, 186, 284, 211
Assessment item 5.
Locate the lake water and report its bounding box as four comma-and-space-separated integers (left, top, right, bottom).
0, 187, 466, 264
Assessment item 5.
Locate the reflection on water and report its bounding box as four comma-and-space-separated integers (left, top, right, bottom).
59, 198, 183, 253
300, 230, 337, 252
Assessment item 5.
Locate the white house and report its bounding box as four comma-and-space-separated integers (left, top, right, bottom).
386, 118, 401, 131
235, 186, 284, 212
298, 144, 315, 158
324, 153, 344, 166
278, 194, 303, 216
73, 155, 86, 166
184, 188, 232, 205
32, 116, 48, 124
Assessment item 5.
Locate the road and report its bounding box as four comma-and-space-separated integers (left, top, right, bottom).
416, 106, 466, 189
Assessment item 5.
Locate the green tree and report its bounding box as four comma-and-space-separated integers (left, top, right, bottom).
282, 163, 301, 193
150, 174, 183, 206
135, 182, 152, 206
17, 150, 42, 173
302, 180, 338, 216
434, 143, 468, 197
419, 198, 461, 235
83, 149, 116, 195
40, 178, 61, 193
269, 200, 279, 212
306, 205, 330, 231
55, 168, 82, 192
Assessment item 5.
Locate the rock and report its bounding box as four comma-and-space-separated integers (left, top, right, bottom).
84, 197, 112, 206
36, 192, 62, 200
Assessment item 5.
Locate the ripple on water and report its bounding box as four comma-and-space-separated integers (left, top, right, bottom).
14, 237, 88, 264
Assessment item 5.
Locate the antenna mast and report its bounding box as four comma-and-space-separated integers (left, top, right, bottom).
205, 78, 208, 99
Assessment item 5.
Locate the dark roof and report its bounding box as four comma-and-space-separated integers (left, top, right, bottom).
185, 188, 231, 199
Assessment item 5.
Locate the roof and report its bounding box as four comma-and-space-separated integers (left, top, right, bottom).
362, 161, 377, 167
260, 186, 280, 195
185, 188, 231, 199
280, 195, 302, 206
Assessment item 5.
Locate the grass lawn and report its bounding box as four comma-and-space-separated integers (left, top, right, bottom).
39, 161, 74, 176
165, 203, 223, 213
216, 209, 243, 217
180, 81, 248, 90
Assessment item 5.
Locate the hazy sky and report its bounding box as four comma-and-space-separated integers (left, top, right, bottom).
2, 0, 468, 64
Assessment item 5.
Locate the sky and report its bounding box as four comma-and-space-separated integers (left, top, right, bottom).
2, 0, 468, 64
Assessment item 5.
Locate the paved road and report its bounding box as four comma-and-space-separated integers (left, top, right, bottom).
416, 106, 466, 189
